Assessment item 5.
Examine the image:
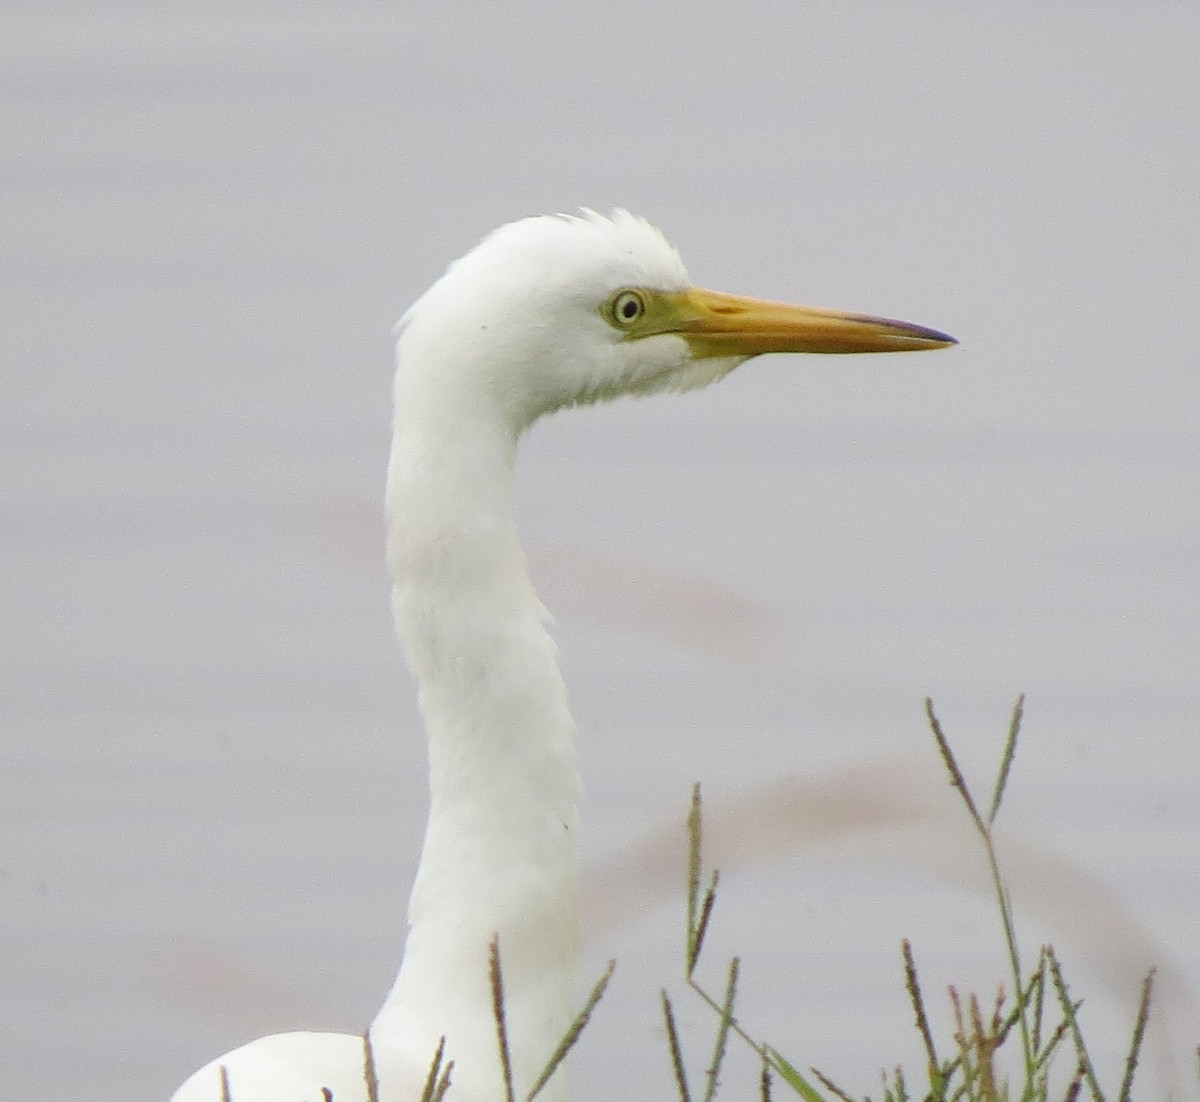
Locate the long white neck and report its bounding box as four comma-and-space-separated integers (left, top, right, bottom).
373, 367, 581, 1102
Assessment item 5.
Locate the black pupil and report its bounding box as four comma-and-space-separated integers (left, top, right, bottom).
620, 296, 639, 319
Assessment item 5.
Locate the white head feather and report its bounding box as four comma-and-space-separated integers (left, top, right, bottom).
395, 210, 740, 430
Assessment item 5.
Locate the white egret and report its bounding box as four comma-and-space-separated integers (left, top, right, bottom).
170, 210, 954, 1102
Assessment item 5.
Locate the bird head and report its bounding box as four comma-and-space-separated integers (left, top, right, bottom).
395, 210, 955, 433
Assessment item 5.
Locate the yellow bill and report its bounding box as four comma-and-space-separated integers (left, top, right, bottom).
661, 287, 956, 357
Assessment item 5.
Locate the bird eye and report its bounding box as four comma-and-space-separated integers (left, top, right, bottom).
608, 289, 646, 328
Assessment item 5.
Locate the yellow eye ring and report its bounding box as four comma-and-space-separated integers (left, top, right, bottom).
608, 289, 646, 328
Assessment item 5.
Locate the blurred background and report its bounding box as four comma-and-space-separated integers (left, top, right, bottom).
3, 3, 1198, 1099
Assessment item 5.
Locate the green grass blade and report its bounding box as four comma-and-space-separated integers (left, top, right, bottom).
689, 871, 720, 976
688, 784, 702, 950
362, 1031, 380, 1102
767, 1049, 832, 1102
433, 1066, 455, 1102
809, 1063, 857, 1102
988, 695, 1024, 825
1064, 1064, 1085, 1102
1117, 969, 1155, 1102
662, 990, 693, 1102
686, 785, 721, 977
702, 956, 740, 1102
925, 699, 984, 834
489, 937, 516, 1102
1047, 948, 1105, 1102
902, 939, 942, 1095
1031, 949, 1047, 1056
527, 960, 616, 1100
417, 1037, 447, 1102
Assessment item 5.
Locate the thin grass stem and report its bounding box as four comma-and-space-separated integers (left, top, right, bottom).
927, 698, 1034, 1079
989, 695, 1024, 825
760, 1055, 773, 1102
662, 990, 693, 1102
809, 1062, 857, 1102
925, 698, 984, 832
686, 785, 721, 977
418, 1037, 450, 1102
688, 784, 702, 951
688, 979, 762, 1066
489, 937, 516, 1102
902, 939, 942, 1095
1117, 969, 1155, 1102
689, 871, 720, 977
1046, 948, 1104, 1102
527, 961, 616, 1100
362, 1031, 380, 1102
702, 956, 740, 1102
1032, 949, 1047, 1056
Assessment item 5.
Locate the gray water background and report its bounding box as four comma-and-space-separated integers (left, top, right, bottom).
3, 3, 1199, 1099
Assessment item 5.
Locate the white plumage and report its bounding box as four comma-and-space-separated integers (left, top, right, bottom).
170, 210, 953, 1102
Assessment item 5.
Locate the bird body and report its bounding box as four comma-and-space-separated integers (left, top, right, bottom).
169, 211, 953, 1102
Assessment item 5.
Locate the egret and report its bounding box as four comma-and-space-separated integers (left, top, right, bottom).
170, 210, 954, 1102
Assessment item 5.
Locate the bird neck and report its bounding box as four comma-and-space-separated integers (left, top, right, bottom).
374, 388, 581, 1102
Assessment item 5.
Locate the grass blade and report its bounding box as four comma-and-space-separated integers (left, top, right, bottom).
662, 990, 693, 1102
988, 695, 1024, 825
690, 871, 720, 976
810, 1063, 858, 1102
702, 956, 740, 1102
1031, 948, 1047, 1056
527, 960, 616, 1100
418, 1036, 450, 1102
688, 784, 702, 951
1117, 969, 1155, 1102
1047, 948, 1105, 1102
766, 1048, 830, 1102
489, 937, 516, 1102
925, 699, 984, 834
362, 1030, 380, 1102
686, 785, 721, 976
902, 939, 942, 1094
